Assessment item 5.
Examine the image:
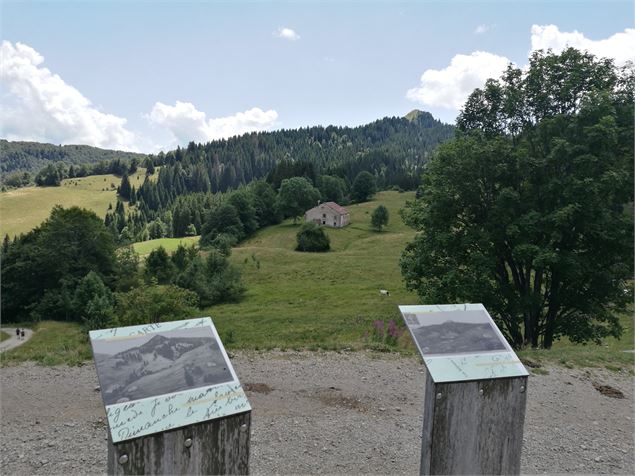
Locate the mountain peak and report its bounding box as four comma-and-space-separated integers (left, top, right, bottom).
405, 109, 433, 122
404, 109, 445, 129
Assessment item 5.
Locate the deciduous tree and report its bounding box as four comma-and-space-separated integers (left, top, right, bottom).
401, 48, 633, 349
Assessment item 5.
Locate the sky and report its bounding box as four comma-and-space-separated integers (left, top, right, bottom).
1, 0, 633, 153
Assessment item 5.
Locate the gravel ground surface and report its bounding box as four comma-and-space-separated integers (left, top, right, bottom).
1, 351, 633, 475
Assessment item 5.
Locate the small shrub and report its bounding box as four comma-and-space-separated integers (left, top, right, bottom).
296, 223, 330, 252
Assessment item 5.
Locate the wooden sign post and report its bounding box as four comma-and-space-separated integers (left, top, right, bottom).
107, 410, 250, 475
399, 304, 528, 475
89, 318, 251, 476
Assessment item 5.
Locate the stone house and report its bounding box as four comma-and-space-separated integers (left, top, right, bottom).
304, 202, 350, 228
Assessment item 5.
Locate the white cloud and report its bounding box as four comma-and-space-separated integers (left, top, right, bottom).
530, 24, 635, 66
0, 41, 137, 151
274, 27, 300, 41
474, 24, 490, 35
406, 51, 510, 110
149, 101, 278, 146
408, 25, 635, 112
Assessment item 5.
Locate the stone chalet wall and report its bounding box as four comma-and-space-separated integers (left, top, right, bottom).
305, 204, 349, 228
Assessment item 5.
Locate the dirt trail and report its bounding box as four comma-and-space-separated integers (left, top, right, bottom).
0, 351, 633, 475
0, 328, 33, 353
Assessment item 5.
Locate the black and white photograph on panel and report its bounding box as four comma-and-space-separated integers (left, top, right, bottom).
91, 326, 234, 405
403, 309, 509, 356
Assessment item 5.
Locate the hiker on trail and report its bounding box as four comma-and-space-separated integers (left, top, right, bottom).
20, 329, 25, 340
16, 328, 20, 339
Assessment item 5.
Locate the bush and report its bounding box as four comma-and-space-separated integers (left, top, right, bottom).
176, 251, 245, 307
115, 284, 199, 326
296, 223, 330, 252
74, 272, 115, 330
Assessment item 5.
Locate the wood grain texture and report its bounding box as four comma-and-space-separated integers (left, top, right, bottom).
420, 376, 527, 475
107, 411, 250, 475
419, 370, 436, 474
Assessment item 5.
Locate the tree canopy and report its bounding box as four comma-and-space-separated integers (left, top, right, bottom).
1, 206, 118, 322
401, 48, 634, 349
351, 171, 377, 202
276, 177, 321, 222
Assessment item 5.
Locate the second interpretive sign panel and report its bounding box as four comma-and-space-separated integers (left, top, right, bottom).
399, 303, 527, 383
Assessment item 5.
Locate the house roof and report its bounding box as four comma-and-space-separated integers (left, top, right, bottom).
321, 202, 349, 215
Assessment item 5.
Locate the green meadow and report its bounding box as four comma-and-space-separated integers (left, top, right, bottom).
2, 189, 632, 372
209, 191, 419, 351
0, 169, 147, 238
132, 236, 200, 256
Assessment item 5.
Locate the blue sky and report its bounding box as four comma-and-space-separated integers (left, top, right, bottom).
1, 1, 633, 152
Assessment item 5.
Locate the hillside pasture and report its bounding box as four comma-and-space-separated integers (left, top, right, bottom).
208, 191, 419, 351
0, 170, 147, 238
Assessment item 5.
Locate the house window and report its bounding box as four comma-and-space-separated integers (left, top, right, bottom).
322, 213, 326, 218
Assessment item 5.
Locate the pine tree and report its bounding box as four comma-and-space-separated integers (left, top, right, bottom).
119, 173, 132, 200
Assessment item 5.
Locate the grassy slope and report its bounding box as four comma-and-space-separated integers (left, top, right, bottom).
1, 321, 92, 366
132, 236, 200, 256
0, 331, 11, 343
208, 191, 419, 351
518, 310, 634, 371
0, 170, 147, 238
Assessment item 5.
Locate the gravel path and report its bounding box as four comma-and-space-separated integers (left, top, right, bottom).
0, 328, 33, 353
0, 351, 633, 475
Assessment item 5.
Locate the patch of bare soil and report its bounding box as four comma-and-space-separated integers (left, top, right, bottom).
244, 382, 273, 394
593, 382, 626, 399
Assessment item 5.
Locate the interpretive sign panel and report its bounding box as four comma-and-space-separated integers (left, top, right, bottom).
90, 317, 250, 443
399, 304, 527, 383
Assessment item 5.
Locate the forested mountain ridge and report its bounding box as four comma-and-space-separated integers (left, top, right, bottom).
0, 140, 148, 175
139, 110, 454, 205
1, 110, 452, 188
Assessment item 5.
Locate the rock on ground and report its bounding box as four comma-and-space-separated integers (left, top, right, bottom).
0, 351, 633, 475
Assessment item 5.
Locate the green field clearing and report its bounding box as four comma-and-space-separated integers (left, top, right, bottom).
0, 169, 147, 238
0, 331, 11, 343
132, 236, 200, 256
208, 191, 420, 351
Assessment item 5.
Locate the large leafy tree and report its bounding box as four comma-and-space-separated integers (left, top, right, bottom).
276, 177, 321, 222
250, 180, 281, 227
401, 48, 633, 349
1, 206, 117, 322
351, 171, 376, 202
200, 202, 244, 245
318, 175, 347, 203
